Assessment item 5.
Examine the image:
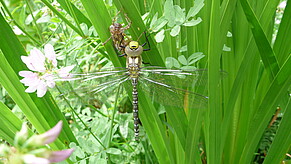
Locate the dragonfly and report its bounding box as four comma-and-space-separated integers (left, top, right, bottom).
64, 37, 209, 141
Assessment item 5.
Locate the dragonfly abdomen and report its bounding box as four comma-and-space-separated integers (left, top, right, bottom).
131, 78, 139, 141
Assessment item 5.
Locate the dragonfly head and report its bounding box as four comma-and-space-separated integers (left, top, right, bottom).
125, 41, 143, 57
128, 41, 139, 50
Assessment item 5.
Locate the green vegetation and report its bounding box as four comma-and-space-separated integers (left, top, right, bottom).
0, 0, 290, 163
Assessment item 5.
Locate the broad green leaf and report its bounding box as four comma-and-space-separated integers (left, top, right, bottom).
240, 0, 279, 80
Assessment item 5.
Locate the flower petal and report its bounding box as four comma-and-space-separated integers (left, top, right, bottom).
48, 149, 74, 163
25, 85, 38, 93
58, 65, 75, 78
42, 73, 56, 88
36, 81, 48, 97
44, 44, 57, 67
38, 121, 63, 145
19, 71, 35, 78
21, 48, 46, 72
19, 72, 40, 86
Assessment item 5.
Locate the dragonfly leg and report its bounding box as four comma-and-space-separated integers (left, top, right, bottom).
142, 32, 151, 51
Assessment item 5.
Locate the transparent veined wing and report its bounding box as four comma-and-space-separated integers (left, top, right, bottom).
56, 67, 130, 103
139, 67, 209, 109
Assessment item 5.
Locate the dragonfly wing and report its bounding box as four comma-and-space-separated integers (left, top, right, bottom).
139, 75, 208, 109
56, 68, 130, 102
140, 66, 208, 88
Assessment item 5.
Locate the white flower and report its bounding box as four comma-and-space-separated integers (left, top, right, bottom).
19, 44, 74, 97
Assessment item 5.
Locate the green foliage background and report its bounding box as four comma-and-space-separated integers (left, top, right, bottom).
0, 0, 290, 163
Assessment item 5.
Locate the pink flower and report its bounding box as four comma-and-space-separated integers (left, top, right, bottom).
38, 121, 63, 145
48, 149, 74, 163
26, 121, 63, 146
19, 44, 74, 97
0, 121, 74, 164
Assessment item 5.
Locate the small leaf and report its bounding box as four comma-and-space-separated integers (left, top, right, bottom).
178, 55, 188, 65
223, 44, 231, 51
150, 13, 158, 30
186, 0, 204, 19
50, 17, 61, 23
119, 121, 129, 138
183, 17, 202, 26
142, 12, 150, 21
170, 25, 180, 37
164, 0, 175, 21
80, 23, 89, 36
227, 31, 233, 37
174, 5, 185, 25
154, 29, 165, 43
151, 16, 168, 32
179, 45, 187, 52
106, 148, 122, 155
165, 57, 180, 68
188, 52, 204, 64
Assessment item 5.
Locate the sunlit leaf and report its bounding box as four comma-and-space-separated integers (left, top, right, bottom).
178, 55, 188, 65
154, 29, 165, 43
174, 5, 185, 25
188, 52, 205, 65
165, 57, 180, 68
186, 0, 205, 20
151, 16, 168, 32
183, 17, 202, 26
170, 25, 180, 36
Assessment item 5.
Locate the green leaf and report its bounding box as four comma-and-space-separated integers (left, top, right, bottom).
155, 29, 165, 43
164, 0, 175, 27
178, 55, 188, 65
186, 0, 205, 20
106, 148, 122, 155
240, 0, 279, 80
223, 44, 231, 52
183, 17, 202, 26
151, 16, 168, 32
170, 25, 180, 36
174, 5, 185, 25
165, 57, 180, 68
188, 52, 205, 65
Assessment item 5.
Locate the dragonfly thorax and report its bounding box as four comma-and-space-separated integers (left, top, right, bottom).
127, 56, 141, 78
125, 41, 143, 57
